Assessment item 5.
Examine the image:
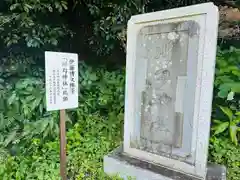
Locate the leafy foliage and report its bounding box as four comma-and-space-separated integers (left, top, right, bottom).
212, 106, 240, 145
209, 137, 240, 180
68, 0, 209, 57
0, 64, 125, 179
211, 47, 240, 145
0, 0, 72, 153
0, 0, 69, 49
0, 62, 125, 149
0, 63, 60, 152
215, 47, 240, 101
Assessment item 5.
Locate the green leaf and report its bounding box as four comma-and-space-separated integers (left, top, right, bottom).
48, 6, 53, 12
39, 103, 43, 114
22, 124, 32, 137
9, 3, 19, 11
61, 1, 68, 10
51, 39, 58, 46
49, 118, 54, 131
66, 114, 72, 124
54, 123, 59, 136
229, 122, 238, 145
39, 120, 49, 134
219, 106, 233, 121
213, 119, 223, 124
235, 116, 240, 123
213, 122, 229, 135
217, 89, 229, 98
25, 95, 35, 102
43, 127, 50, 139
23, 5, 30, 13
231, 83, 240, 93
27, 39, 33, 47
227, 91, 235, 101
8, 92, 17, 105
4, 130, 17, 147
30, 97, 42, 111
23, 106, 30, 117
24, 4, 33, 9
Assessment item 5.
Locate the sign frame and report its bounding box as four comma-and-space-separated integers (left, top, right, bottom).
45, 51, 78, 111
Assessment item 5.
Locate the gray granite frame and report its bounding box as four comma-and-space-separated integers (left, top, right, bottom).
123, 3, 219, 179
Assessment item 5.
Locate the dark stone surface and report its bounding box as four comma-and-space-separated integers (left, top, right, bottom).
108, 146, 226, 180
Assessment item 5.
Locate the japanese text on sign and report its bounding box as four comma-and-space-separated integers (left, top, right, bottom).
45, 51, 78, 111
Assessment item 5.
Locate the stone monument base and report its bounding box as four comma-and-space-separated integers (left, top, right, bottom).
104, 146, 226, 180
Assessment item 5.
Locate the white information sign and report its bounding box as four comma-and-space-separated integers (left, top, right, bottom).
45, 51, 78, 111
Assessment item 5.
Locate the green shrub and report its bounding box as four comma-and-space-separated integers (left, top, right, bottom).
0, 112, 124, 179
214, 47, 240, 102
77, 0, 209, 56
211, 47, 240, 144
0, 62, 125, 179
212, 106, 240, 145
209, 137, 240, 180
0, 61, 125, 149
209, 47, 240, 179
67, 112, 123, 179
0, 72, 61, 152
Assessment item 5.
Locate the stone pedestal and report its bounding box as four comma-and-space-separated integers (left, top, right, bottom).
104, 146, 227, 180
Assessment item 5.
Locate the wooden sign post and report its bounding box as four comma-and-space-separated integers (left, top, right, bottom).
45, 51, 78, 180
60, 109, 67, 180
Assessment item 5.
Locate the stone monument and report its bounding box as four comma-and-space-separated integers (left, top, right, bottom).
104, 3, 226, 180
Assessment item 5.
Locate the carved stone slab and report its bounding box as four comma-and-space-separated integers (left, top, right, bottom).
132, 21, 197, 161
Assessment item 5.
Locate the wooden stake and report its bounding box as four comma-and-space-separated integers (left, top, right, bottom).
60, 109, 67, 180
